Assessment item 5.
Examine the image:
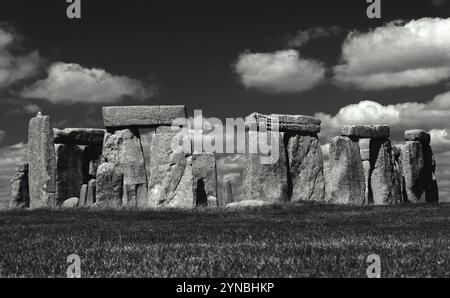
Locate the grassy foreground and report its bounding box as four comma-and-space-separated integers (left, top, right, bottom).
0, 202, 450, 278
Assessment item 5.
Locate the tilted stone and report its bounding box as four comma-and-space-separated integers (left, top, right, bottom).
341, 125, 390, 139
148, 131, 194, 208
53, 128, 105, 145
103, 105, 187, 128
95, 162, 124, 208
10, 163, 30, 209
55, 144, 84, 206
28, 114, 56, 208
328, 136, 365, 205
286, 134, 325, 202
192, 153, 218, 207
369, 139, 401, 205
405, 129, 430, 145
241, 130, 288, 203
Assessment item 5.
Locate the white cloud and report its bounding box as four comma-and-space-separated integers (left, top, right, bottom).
429, 129, 450, 154
20, 62, 156, 104
0, 26, 41, 89
235, 49, 326, 93
286, 26, 342, 48
334, 18, 450, 90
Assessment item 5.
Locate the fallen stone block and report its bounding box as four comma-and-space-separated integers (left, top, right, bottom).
103, 105, 187, 128
60, 197, 79, 209
226, 200, 274, 208
341, 125, 390, 139
55, 144, 84, 206
10, 163, 30, 209
53, 128, 105, 146
405, 129, 431, 145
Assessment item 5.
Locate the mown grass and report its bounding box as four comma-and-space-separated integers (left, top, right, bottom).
0, 202, 450, 278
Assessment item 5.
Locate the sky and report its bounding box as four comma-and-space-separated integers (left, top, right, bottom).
1, 0, 450, 207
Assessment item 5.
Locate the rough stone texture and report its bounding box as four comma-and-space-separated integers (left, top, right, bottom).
55, 144, 84, 206
86, 179, 96, 206
245, 120, 320, 134
360, 149, 370, 162
60, 197, 79, 209
341, 125, 390, 139
192, 153, 218, 207
28, 114, 56, 208
53, 128, 105, 146
405, 130, 431, 145
328, 136, 365, 205
102, 129, 148, 207
82, 145, 103, 179
148, 131, 194, 208
401, 141, 425, 203
103, 105, 187, 128
362, 160, 370, 205
226, 200, 273, 208
369, 139, 400, 205
225, 181, 234, 205
79, 184, 88, 206
241, 130, 288, 203
95, 162, 124, 208
10, 163, 30, 209
286, 134, 325, 202
246, 113, 321, 125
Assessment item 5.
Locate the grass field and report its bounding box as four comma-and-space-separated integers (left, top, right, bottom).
0, 202, 450, 278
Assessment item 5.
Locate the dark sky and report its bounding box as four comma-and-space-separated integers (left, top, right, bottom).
0, 0, 449, 145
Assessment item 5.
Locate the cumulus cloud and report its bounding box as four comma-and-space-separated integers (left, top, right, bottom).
235, 50, 326, 93
429, 129, 450, 154
0, 26, 42, 89
20, 62, 156, 104
286, 26, 342, 48
334, 18, 450, 90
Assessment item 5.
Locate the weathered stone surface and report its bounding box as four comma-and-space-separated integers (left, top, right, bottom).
405, 130, 431, 145
79, 184, 88, 206
362, 160, 370, 205
82, 145, 102, 179
86, 179, 96, 206
192, 154, 218, 207
245, 120, 320, 134
423, 144, 437, 203
226, 200, 273, 208
369, 139, 400, 205
61, 197, 79, 209
246, 113, 321, 125
286, 134, 325, 202
341, 125, 390, 139
360, 149, 370, 161
10, 163, 29, 209
95, 162, 124, 208
148, 132, 194, 208
103, 105, 187, 128
328, 136, 365, 205
401, 141, 425, 203
225, 181, 234, 205
123, 183, 147, 208
241, 130, 288, 203
55, 144, 84, 206
53, 128, 105, 145
28, 114, 56, 208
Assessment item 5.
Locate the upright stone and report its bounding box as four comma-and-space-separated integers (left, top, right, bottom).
328, 136, 365, 205
95, 162, 124, 208
286, 133, 325, 202
362, 160, 371, 205
148, 130, 194, 208
10, 163, 30, 209
192, 153, 218, 207
401, 141, 425, 203
79, 184, 88, 206
241, 128, 288, 203
28, 113, 56, 208
392, 145, 404, 204
423, 143, 438, 203
86, 179, 96, 206
369, 138, 400, 205
82, 145, 103, 180
225, 181, 234, 205
55, 144, 84, 205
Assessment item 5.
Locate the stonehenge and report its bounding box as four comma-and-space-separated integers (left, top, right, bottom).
10, 106, 441, 210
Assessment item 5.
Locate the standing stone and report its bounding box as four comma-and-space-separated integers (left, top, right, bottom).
286, 133, 325, 202
362, 160, 371, 205
102, 129, 148, 207
369, 138, 400, 205
423, 144, 438, 203
148, 131, 194, 208
401, 141, 425, 203
86, 179, 96, 206
328, 136, 365, 205
192, 153, 218, 207
225, 181, 234, 205
10, 163, 30, 209
55, 144, 84, 206
83, 145, 103, 180
95, 162, 124, 208
241, 129, 288, 203
79, 184, 88, 206
28, 113, 56, 208
392, 145, 404, 204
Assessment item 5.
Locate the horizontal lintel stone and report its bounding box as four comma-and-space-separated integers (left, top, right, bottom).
405, 129, 430, 144
341, 125, 390, 139
53, 128, 106, 145
245, 121, 320, 134
245, 112, 321, 126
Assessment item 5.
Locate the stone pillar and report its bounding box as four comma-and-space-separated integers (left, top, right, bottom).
147, 128, 194, 208
360, 149, 370, 205
79, 184, 88, 206
225, 181, 234, 205
95, 162, 124, 208
28, 113, 56, 208
328, 136, 365, 205
55, 144, 84, 205
192, 153, 218, 207
10, 163, 30, 209
392, 145, 404, 204
86, 179, 96, 206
